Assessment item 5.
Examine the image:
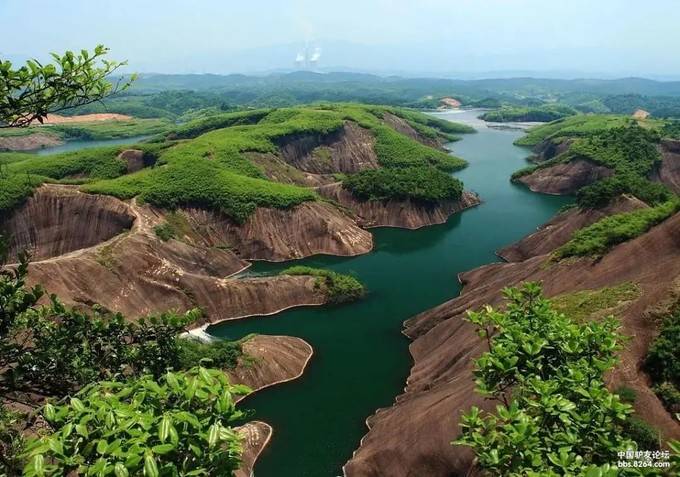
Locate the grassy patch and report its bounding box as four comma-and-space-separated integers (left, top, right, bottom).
554, 200, 680, 259
280, 266, 365, 304
550, 282, 640, 322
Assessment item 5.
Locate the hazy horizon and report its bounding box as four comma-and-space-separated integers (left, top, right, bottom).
3, 0, 680, 80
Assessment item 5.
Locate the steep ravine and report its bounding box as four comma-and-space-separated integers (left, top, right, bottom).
208, 110, 572, 477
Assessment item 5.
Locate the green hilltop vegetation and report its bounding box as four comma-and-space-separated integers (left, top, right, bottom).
479, 104, 577, 123
0, 104, 472, 221
513, 114, 680, 260
514, 114, 642, 147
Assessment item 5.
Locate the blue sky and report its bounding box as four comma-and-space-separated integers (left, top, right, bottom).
2, 0, 679, 77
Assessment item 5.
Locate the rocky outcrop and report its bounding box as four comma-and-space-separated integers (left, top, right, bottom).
228, 335, 313, 401
497, 195, 649, 262
1, 185, 135, 261
118, 149, 146, 173
277, 122, 379, 174
3, 185, 336, 322
346, 211, 680, 477
182, 202, 373, 261
0, 132, 62, 152
235, 421, 273, 477
517, 158, 613, 195
318, 183, 481, 229
652, 139, 680, 194
382, 112, 440, 148
531, 138, 573, 162
27, 233, 323, 324
246, 152, 335, 187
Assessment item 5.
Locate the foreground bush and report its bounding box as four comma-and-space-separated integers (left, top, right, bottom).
22, 367, 250, 477
454, 283, 640, 475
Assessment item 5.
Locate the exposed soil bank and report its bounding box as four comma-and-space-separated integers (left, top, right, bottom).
497, 194, 648, 262
318, 183, 481, 229
0, 133, 63, 151
346, 208, 680, 477
517, 158, 613, 194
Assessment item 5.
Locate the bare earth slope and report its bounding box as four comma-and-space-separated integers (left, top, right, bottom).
346, 210, 680, 477
497, 194, 648, 262
318, 183, 481, 229
517, 158, 613, 195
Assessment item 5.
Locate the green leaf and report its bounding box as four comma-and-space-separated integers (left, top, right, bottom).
143, 452, 159, 477
114, 463, 129, 477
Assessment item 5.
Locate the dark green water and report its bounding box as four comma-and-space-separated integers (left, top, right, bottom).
208, 110, 571, 477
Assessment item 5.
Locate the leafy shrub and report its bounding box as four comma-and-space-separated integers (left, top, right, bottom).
177, 338, 243, 370
576, 173, 671, 208
154, 222, 176, 241
281, 266, 364, 304
0, 404, 25, 476
554, 199, 680, 259
623, 416, 660, 451
645, 307, 680, 414
22, 367, 250, 477
653, 382, 680, 414
614, 385, 638, 404
10, 300, 200, 395
343, 166, 463, 203
455, 283, 636, 476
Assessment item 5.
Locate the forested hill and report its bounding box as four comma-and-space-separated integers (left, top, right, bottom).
60, 72, 680, 120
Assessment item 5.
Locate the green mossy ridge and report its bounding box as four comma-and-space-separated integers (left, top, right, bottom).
514, 116, 674, 209
343, 166, 463, 203
554, 199, 680, 259
280, 266, 365, 304
550, 282, 640, 323
514, 114, 643, 147
481, 104, 577, 123
1, 104, 471, 221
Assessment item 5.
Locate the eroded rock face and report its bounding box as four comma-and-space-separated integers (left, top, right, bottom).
652, 139, 680, 194
27, 233, 323, 324
1, 185, 135, 261
277, 122, 379, 174
227, 335, 313, 476
517, 158, 613, 195
235, 421, 273, 477
228, 335, 313, 400
497, 195, 648, 262
531, 138, 573, 162
318, 183, 481, 229
118, 149, 146, 173
346, 211, 680, 477
0, 132, 63, 152
182, 202, 373, 261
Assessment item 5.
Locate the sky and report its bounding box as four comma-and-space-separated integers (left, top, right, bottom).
2, 0, 680, 78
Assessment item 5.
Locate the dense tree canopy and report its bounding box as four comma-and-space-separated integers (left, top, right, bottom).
0, 45, 133, 127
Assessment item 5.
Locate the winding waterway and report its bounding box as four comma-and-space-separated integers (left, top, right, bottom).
208, 110, 572, 477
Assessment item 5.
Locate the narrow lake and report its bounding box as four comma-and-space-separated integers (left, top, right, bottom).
208, 109, 572, 477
